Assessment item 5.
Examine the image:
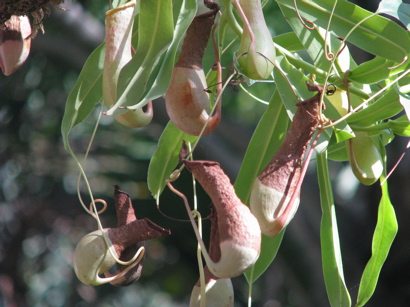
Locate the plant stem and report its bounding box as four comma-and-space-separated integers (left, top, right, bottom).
275, 44, 369, 100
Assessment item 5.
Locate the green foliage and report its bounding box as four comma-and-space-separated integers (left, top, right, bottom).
317, 152, 351, 307
148, 121, 197, 201
356, 173, 398, 307
62, 0, 410, 305
61, 44, 105, 151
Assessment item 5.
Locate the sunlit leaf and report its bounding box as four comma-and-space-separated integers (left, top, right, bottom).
395, 83, 410, 121
389, 115, 410, 136
276, 0, 410, 63
327, 141, 348, 161
347, 57, 393, 84
347, 88, 402, 127
273, 31, 304, 52
278, 3, 353, 72
235, 89, 289, 203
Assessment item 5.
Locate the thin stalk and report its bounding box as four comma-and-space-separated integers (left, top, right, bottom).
166, 181, 216, 276
239, 83, 270, 105
188, 142, 206, 307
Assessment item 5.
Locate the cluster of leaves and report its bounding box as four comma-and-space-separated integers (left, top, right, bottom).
61, 0, 410, 306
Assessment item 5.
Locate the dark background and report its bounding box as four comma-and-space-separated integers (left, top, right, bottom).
1, 1, 410, 306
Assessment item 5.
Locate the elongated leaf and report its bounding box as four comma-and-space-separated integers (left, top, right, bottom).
276, 0, 410, 63
148, 122, 197, 201
327, 140, 348, 161
234, 89, 289, 283
274, 48, 352, 150
61, 44, 105, 150
235, 89, 289, 202
347, 88, 402, 126
273, 47, 311, 116
348, 56, 410, 85
110, 0, 174, 113
355, 144, 397, 307
317, 152, 351, 307
273, 32, 304, 52
244, 232, 284, 283
278, 3, 352, 72
389, 115, 410, 136
137, 0, 197, 105
348, 57, 393, 84
396, 84, 410, 121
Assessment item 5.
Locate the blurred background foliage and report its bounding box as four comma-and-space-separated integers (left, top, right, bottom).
1, 0, 410, 306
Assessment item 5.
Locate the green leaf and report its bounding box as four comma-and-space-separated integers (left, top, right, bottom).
235, 89, 290, 202
327, 140, 348, 161
273, 32, 304, 52
389, 115, 410, 136
378, 0, 410, 29
347, 56, 410, 85
61, 44, 105, 150
276, 0, 410, 63
234, 89, 290, 283
355, 145, 398, 307
278, 3, 353, 72
333, 127, 354, 143
273, 47, 312, 116
347, 57, 393, 84
110, 0, 174, 113
137, 0, 197, 104
245, 233, 284, 283
148, 122, 197, 201
396, 84, 410, 121
317, 152, 351, 307
323, 94, 355, 140
347, 88, 402, 127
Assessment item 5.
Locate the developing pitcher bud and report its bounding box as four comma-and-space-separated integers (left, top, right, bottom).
250, 83, 322, 237
237, 0, 275, 80
346, 132, 383, 185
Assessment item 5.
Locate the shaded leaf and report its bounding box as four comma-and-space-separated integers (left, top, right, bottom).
355, 144, 398, 307
61, 44, 105, 150
317, 152, 351, 307
110, 0, 174, 113
148, 122, 197, 201
136, 0, 197, 105
234, 89, 289, 283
